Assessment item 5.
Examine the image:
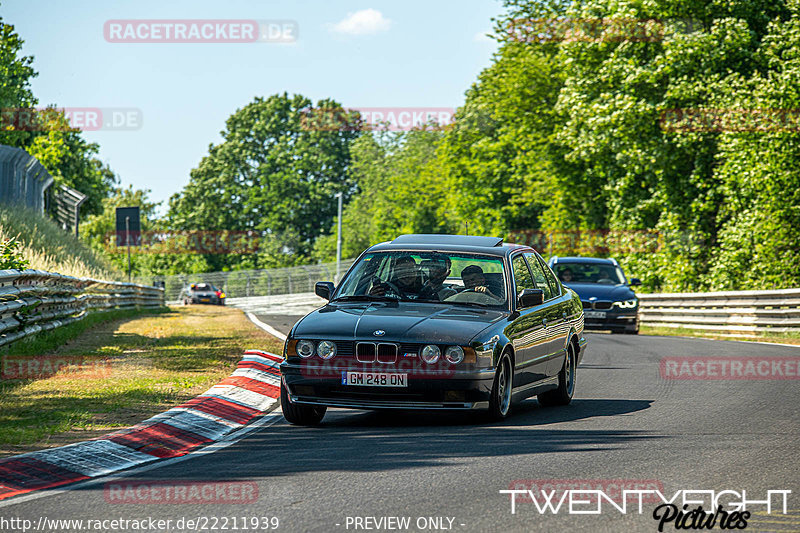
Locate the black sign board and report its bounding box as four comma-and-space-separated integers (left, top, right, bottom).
115, 206, 141, 246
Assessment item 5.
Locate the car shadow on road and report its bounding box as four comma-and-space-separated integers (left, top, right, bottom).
328, 398, 653, 428
98, 398, 659, 482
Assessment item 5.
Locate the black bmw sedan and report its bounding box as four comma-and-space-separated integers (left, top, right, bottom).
548, 256, 641, 334
279, 234, 587, 425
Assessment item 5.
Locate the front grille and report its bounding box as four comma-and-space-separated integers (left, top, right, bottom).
582, 301, 591, 309
356, 342, 398, 363
594, 301, 613, 310
377, 343, 397, 364
335, 341, 355, 358
356, 342, 376, 362
400, 343, 423, 357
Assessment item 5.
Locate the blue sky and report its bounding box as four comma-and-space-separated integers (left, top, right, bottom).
3, 1, 503, 213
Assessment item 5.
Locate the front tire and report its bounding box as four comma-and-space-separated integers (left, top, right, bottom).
281, 381, 326, 426
488, 354, 513, 420
538, 342, 576, 407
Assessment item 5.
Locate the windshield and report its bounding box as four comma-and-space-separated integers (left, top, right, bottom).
335, 251, 508, 308
552, 262, 626, 285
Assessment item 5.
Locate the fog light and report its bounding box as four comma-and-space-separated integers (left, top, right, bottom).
421, 344, 441, 364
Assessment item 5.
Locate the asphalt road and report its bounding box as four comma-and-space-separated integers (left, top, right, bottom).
4, 330, 800, 533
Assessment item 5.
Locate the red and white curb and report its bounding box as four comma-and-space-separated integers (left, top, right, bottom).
0, 349, 282, 502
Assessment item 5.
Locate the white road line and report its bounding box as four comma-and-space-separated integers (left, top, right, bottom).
245, 311, 287, 341
0, 412, 285, 509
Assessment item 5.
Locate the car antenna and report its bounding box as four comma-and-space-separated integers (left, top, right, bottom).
465, 222, 469, 236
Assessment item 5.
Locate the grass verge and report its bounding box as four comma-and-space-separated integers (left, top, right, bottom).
0, 204, 120, 279
0, 305, 282, 457
640, 325, 800, 346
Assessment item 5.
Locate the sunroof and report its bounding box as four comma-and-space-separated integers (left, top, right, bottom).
391, 234, 504, 247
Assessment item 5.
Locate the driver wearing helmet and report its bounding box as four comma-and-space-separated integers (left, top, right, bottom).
369, 255, 424, 298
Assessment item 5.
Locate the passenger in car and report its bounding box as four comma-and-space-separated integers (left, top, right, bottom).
461, 265, 503, 300
420, 255, 458, 301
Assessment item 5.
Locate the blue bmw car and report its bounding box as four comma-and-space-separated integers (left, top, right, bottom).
548, 256, 641, 334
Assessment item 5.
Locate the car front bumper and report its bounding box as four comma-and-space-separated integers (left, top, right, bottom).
280, 362, 495, 410
583, 310, 639, 331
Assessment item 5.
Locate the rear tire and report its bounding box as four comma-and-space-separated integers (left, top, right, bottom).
538, 343, 576, 407
488, 354, 513, 421
281, 381, 326, 426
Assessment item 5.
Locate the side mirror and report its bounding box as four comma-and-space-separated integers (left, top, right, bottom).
518, 288, 544, 308
315, 281, 335, 300
629, 278, 642, 287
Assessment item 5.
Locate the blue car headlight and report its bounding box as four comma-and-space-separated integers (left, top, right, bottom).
613, 299, 638, 309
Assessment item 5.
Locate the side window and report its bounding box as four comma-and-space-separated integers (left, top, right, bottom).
511, 255, 534, 297
524, 253, 554, 301
536, 255, 561, 298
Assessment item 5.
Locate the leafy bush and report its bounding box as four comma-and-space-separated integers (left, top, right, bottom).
0, 237, 29, 270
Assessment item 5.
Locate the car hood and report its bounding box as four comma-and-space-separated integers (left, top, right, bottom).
562, 283, 635, 302
293, 302, 506, 344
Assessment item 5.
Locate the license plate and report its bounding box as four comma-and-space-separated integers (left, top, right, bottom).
200, 298, 210, 302
342, 372, 408, 387
585, 311, 606, 319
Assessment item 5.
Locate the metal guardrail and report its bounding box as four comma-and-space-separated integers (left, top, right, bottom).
0, 269, 165, 347
639, 288, 800, 333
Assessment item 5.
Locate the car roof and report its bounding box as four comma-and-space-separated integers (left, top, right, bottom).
550, 256, 618, 265
368, 234, 535, 257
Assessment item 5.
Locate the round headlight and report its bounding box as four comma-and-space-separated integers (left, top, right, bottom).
317, 340, 337, 360
297, 340, 315, 358
421, 344, 441, 364
445, 346, 464, 364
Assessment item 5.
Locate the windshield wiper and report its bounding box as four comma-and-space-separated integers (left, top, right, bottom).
331, 294, 399, 302
444, 300, 497, 308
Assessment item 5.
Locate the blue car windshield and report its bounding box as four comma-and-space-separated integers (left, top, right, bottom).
553, 262, 626, 285
335, 251, 508, 307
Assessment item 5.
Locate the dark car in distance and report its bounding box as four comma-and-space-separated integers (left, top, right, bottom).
179, 283, 226, 306
279, 234, 587, 425
547, 256, 640, 334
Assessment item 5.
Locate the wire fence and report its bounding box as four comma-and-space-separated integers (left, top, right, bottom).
0, 144, 54, 213
147, 259, 356, 302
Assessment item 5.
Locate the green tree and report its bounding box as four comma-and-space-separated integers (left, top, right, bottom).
26, 111, 118, 218
1, 18, 117, 219
440, 41, 564, 236
168, 93, 363, 269
0, 15, 37, 148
